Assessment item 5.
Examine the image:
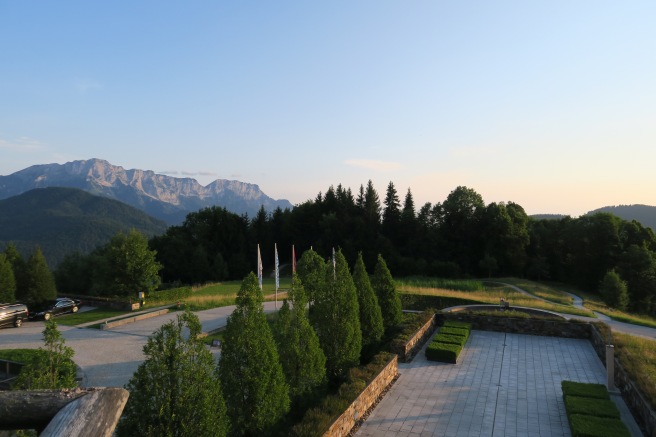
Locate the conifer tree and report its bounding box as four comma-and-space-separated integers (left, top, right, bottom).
372, 254, 402, 332
117, 310, 228, 437
312, 250, 361, 383
23, 247, 56, 306
273, 274, 326, 405
15, 320, 76, 389
5, 243, 27, 302
297, 248, 327, 310
0, 254, 16, 303
218, 273, 290, 435
352, 252, 384, 355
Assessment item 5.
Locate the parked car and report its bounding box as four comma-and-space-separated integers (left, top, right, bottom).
0, 303, 29, 328
29, 298, 81, 321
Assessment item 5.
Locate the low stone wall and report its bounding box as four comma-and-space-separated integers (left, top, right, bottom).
323, 355, 398, 437
444, 313, 592, 339
100, 309, 169, 330
392, 314, 438, 362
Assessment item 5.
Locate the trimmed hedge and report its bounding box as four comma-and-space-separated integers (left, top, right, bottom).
440, 326, 469, 340
443, 320, 472, 330
564, 396, 620, 420
568, 414, 631, 437
434, 333, 467, 347
291, 352, 394, 436
561, 381, 630, 437
562, 381, 610, 400
425, 342, 462, 364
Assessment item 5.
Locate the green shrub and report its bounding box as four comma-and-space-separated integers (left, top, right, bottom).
443, 320, 472, 330
561, 381, 610, 400
564, 396, 620, 420
425, 342, 462, 363
568, 414, 630, 437
440, 326, 469, 340
147, 286, 192, 303
434, 333, 467, 347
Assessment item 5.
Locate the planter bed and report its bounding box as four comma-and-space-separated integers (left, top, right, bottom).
561, 381, 630, 437
425, 342, 462, 364
433, 333, 467, 347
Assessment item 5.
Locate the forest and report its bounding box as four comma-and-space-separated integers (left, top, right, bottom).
54, 182, 656, 316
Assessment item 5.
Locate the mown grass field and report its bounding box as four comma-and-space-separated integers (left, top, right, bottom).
396, 278, 594, 317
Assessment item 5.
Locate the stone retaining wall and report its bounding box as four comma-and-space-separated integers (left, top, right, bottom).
590, 326, 656, 437
444, 313, 591, 338
392, 314, 438, 362
100, 309, 169, 330
323, 355, 398, 437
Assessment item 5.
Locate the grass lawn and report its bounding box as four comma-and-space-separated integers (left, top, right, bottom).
54, 308, 130, 326
496, 277, 574, 305
182, 278, 290, 311
0, 348, 41, 363
397, 280, 594, 317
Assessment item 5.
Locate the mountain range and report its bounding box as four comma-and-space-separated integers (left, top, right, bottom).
0, 159, 293, 225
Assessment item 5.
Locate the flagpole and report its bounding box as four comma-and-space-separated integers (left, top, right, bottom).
257, 244, 263, 291
274, 243, 279, 309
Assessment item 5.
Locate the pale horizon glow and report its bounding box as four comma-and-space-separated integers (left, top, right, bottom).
2, 2, 655, 217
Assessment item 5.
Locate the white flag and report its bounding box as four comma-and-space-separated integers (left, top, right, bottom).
257, 244, 263, 290
332, 247, 336, 280
275, 243, 279, 290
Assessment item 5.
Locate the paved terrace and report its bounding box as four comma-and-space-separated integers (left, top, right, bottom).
357, 330, 641, 437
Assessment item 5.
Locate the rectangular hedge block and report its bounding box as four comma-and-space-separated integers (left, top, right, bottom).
426, 342, 462, 364
568, 414, 631, 437
434, 333, 467, 347
440, 326, 469, 340
564, 396, 621, 420
561, 381, 610, 400
443, 320, 472, 330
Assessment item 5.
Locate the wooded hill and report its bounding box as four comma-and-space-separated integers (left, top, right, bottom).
0, 187, 167, 267
586, 205, 656, 231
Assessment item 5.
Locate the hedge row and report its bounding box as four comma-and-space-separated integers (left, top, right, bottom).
561, 381, 630, 437
425, 320, 472, 364
291, 352, 395, 437
146, 286, 192, 303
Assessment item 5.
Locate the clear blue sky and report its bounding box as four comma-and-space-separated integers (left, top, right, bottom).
2, 1, 655, 216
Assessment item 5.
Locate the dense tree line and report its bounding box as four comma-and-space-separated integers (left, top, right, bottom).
1, 243, 57, 306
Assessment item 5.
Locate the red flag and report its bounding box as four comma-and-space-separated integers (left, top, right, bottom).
292, 245, 296, 274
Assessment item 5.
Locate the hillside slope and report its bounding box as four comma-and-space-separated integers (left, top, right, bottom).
0, 187, 168, 267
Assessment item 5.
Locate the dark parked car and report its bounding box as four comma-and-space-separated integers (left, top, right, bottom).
0, 303, 29, 328
29, 298, 81, 321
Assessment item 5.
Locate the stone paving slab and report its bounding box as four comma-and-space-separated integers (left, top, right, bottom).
356, 330, 636, 437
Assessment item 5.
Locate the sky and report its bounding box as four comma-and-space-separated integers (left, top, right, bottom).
1, 1, 655, 217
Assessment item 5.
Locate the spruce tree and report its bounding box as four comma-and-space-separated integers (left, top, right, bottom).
372, 254, 402, 332
273, 274, 326, 406
312, 250, 361, 383
117, 310, 228, 437
0, 254, 16, 303
352, 252, 384, 356
24, 247, 57, 306
218, 273, 290, 435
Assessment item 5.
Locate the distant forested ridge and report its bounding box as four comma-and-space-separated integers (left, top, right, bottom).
144, 182, 656, 316
586, 204, 656, 231
0, 187, 167, 267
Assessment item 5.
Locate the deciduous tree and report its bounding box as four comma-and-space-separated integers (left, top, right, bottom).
599, 270, 629, 311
